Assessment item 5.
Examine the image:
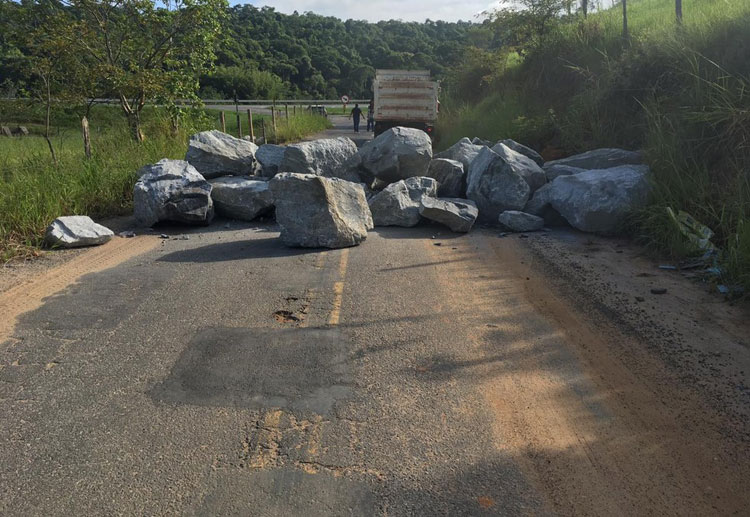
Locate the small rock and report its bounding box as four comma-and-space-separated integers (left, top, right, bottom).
498, 210, 545, 232
118, 230, 136, 238
160, 234, 169, 239
45, 216, 114, 248
635, 296, 645, 302
419, 197, 478, 233
650, 288, 667, 295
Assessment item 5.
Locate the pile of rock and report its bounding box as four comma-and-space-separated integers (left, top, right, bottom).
120, 126, 648, 250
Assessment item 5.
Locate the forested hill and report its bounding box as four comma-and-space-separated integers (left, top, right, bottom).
201, 5, 475, 99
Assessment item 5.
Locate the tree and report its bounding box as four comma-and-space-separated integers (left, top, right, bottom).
488, 0, 568, 55
622, 0, 629, 44
676, 0, 683, 24
581, 0, 588, 18
62, 0, 227, 141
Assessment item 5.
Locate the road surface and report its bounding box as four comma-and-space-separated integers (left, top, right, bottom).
1, 129, 749, 515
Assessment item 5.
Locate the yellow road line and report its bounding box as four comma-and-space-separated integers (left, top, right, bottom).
327, 248, 350, 326
328, 281, 345, 326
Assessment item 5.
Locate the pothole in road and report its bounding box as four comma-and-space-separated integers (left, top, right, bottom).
274, 310, 300, 323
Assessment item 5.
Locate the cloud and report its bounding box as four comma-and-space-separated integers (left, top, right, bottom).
243, 1, 499, 22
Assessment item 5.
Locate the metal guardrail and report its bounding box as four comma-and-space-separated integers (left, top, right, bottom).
0, 98, 370, 106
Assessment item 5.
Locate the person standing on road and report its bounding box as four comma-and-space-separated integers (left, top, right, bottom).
349, 103, 363, 133
366, 101, 375, 132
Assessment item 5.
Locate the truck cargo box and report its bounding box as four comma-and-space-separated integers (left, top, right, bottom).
373, 69, 439, 136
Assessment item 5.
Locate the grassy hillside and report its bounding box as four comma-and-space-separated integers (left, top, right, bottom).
438, 0, 750, 291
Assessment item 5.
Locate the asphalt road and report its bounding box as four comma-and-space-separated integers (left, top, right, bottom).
1, 126, 749, 515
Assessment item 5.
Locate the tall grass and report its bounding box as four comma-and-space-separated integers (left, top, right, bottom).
0, 103, 330, 260
440, 0, 750, 291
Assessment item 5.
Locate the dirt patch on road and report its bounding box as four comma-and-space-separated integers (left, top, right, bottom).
0, 235, 158, 343
426, 229, 750, 515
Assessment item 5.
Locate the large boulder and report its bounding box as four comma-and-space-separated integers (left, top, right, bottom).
359, 127, 433, 183
435, 137, 484, 173
500, 139, 544, 167
368, 176, 438, 227
269, 173, 372, 248
491, 143, 546, 193
279, 137, 358, 180
544, 148, 643, 170
209, 177, 274, 221
471, 137, 493, 147
466, 146, 531, 222
134, 159, 214, 227
45, 216, 114, 248
525, 165, 650, 234
543, 163, 586, 182
256, 144, 286, 178
419, 198, 478, 233
185, 130, 258, 179
498, 210, 544, 232
427, 158, 464, 197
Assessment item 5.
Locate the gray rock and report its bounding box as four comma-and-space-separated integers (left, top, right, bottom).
209, 177, 274, 221
543, 163, 586, 182
185, 130, 258, 179
359, 127, 433, 183
544, 148, 643, 170
368, 177, 438, 227
500, 139, 544, 167
435, 137, 484, 174
256, 144, 286, 178
134, 159, 214, 227
498, 210, 545, 232
471, 137, 493, 147
427, 158, 464, 197
466, 147, 531, 222
279, 137, 358, 180
491, 142, 546, 193
0, 126, 11, 138
419, 198, 478, 233
526, 165, 650, 234
269, 173, 372, 248
44, 216, 114, 248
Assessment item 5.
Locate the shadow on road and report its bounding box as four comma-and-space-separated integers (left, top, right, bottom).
157, 236, 322, 263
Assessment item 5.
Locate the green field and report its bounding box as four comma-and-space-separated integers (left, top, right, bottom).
0, 102, 329, 260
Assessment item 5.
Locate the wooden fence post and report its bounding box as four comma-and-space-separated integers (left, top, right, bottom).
220, 111, 226, 133
81, 116, 91, 159
293, 105, 296, 116
262, 119, 267, 144
272, 100, 278, 143
285, 103, 289, 121
247, 108, 254, 142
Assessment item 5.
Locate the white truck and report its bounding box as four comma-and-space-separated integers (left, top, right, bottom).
372, 69, 439, 137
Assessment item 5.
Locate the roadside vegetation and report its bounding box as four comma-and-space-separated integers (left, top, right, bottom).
0, 102, 329, 260
438, 0, 750, 291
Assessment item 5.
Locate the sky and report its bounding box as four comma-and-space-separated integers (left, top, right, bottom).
241, 1, 505, 23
